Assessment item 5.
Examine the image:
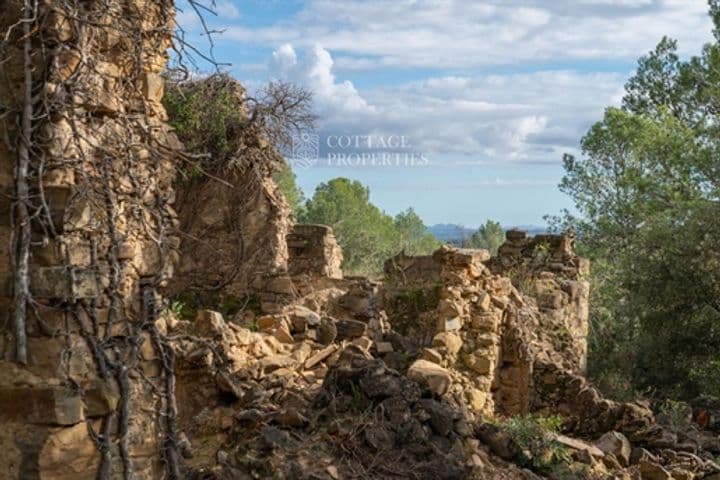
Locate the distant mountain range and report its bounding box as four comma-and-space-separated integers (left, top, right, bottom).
427, 223, 547, 243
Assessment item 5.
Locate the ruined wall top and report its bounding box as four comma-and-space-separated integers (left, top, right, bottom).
489, 230, 590, 279
287, 224, 343, 279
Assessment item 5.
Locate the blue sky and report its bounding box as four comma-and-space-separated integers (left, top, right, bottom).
176, 0, 714, 227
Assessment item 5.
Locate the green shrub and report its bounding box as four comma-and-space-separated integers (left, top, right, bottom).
501, 415, 570, 472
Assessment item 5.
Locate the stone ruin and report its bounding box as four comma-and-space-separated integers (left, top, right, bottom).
0, 1, 179, 478
382, 230, 590, 418
287, 224, 343, 280
167, 156, 292, 300
166, 230, 720, 479
1, 1, 719, 479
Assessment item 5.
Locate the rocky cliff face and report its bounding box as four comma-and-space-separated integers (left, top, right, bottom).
164, 75, 295, 303
0, 1, 179, 478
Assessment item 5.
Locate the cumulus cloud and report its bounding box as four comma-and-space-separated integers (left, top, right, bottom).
179, 1, 714, 166
263, 44, 625, 165
269, 43, 373, 116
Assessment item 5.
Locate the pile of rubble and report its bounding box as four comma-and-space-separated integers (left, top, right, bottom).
164, 231, 720, 480
167, 306, 531, 480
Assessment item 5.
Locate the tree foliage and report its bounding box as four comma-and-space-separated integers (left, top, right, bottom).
394, 207, 442, 255
299, 178, 440, 276
274, 162, 306, 216
467, 220, 505, 255
554, 2, 720, 399
163, 74, 315, 178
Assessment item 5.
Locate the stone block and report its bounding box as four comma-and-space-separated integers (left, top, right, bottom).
84, 380, 120, 417
466, 388, 488, 411
595, 431, 631, 467
437, 316, 462, 332
335, 318, 367, 339
0, 386, 84, 425
374, 341, 394, 354
272, 324, 294, 344
421, 348, 443, 365
194, 310, 226, 337
471, 312, 501, 332
30, 266, 106, 300
432, 332, 463, 356
463, 352, 494, 375
142, 72, 164, 104
475, 291, 491, 311
305, 345, 337, 369
506, 230, 527, 241
407, 359, 451, 396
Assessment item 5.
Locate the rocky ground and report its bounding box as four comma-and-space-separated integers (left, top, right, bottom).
160, 239, 720, 480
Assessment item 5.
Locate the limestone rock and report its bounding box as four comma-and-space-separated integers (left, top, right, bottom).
476, 423, 520, 461
288, 305, 321, 332
374, 341, 394, 354
463, 352, 494, 375
407, 360, 451, 396
437, 317, 462, 332
639, 459, 673, 480
595, 431, 632, 467
433, 332, 463, 356
194, 310, 227, 338
555, 434, 605, 459
335, 318, 368, 339
317, 317, 338, 345
421, 348, 443, 364
305, 345, 338, 369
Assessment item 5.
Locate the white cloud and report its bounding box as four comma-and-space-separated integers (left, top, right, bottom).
263, 44, 626, 164
268, 43, 374, 116
216, 1, 241, 19
221, 0, 712, 70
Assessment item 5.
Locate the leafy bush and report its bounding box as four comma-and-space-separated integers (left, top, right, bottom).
164, 74, 314, 181
168, 300, 194, 321
501, 415, 570, 471
658, 399, 692, 433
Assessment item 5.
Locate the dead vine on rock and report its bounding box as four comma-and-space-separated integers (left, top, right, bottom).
0, 0, 224, 478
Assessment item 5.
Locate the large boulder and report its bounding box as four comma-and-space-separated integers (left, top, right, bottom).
407, 360, 452, 396
595, 431, 631, 467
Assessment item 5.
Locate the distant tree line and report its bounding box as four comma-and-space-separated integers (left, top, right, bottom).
276, 164, 509, 276
275, 167, 440, 276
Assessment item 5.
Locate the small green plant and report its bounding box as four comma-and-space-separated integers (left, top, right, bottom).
348, 382, 369, 411
501, 414, 570, 472
169, 300, 195, 321
658, 399, 692, 433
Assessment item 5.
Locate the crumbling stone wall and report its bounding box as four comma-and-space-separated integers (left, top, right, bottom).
169, 173, 291, 299
0, 1, 179, 478
165, 76, 294, 303
287, 224, 343, 279
384, 246, 521, 416
383, 232, 589, 418
488, 230, 590, 373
